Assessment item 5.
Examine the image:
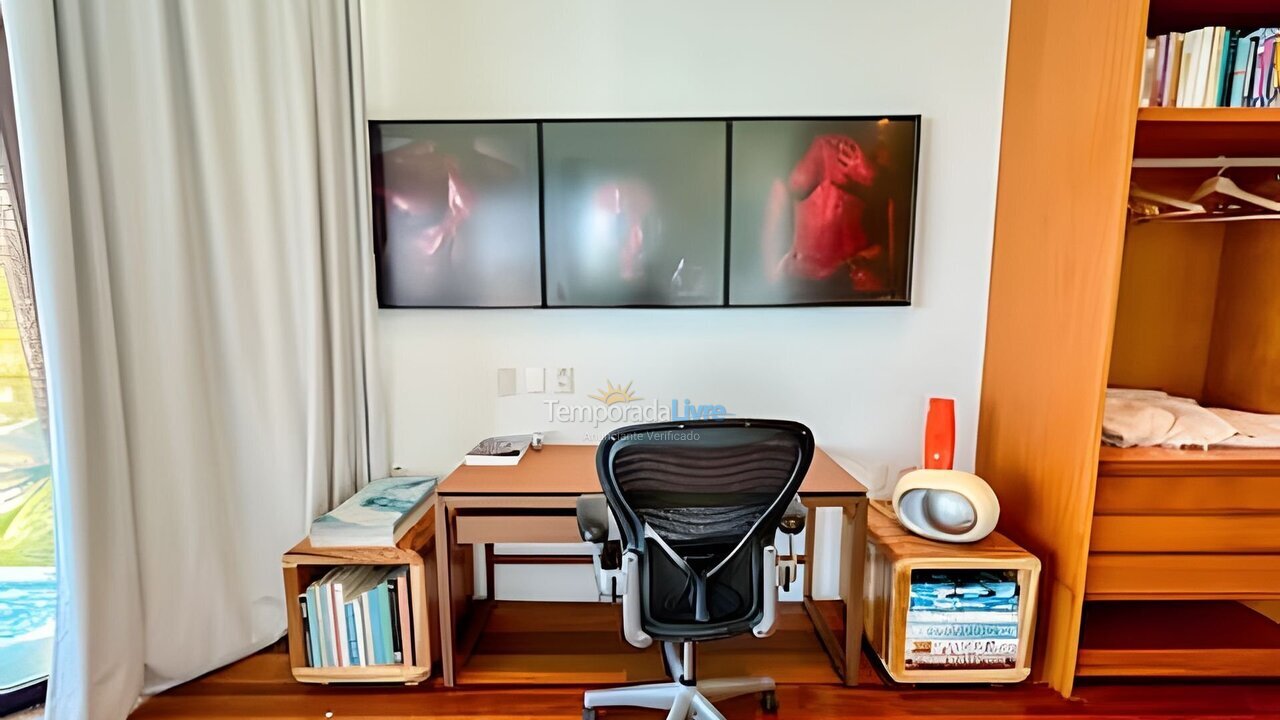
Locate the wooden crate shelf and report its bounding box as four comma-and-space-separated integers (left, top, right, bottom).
863, 505, 1041, 684
281, 497, 440, 684
1078, 601, 1280, 678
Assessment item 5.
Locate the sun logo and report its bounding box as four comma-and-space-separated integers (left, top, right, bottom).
590, 380, 640, 405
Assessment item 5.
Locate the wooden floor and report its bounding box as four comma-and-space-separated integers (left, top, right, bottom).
131, 602, 1280, 719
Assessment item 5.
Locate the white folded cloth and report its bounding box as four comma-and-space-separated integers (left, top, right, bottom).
1103, 388, 1237, 449
1211, 407, 1280, 448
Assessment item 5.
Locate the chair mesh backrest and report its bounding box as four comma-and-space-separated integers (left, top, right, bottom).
597, 420, 813, 633
610, 430, 804, 544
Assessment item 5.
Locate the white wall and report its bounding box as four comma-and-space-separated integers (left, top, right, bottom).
362, 0, 1010, 598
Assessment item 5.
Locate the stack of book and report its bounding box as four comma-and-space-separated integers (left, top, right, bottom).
1140, 28, 1278, 108
299, 565, 414, 668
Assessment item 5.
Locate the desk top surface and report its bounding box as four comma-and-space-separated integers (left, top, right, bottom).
438, 444, 867, 497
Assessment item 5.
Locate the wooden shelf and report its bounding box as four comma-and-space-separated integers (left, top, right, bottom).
1097, 444, 1280, 475
1134, 108, 1280, 158
280, 497, 440, 685
1077, 601, 1280, 677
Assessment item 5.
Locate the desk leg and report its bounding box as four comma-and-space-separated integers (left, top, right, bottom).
801, 496, 868, 686
840, 498, 868, 686
434, 499, 456, 686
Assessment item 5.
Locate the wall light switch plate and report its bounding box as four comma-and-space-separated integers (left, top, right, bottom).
525, 367, 545, 393
554, 367, 574, 393
497, 368, 518, 397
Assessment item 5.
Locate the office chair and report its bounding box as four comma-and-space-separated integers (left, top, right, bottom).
576, 419, 812, 720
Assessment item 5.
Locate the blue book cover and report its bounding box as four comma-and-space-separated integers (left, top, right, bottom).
375, 582, 396, 666
307, 585, 327, 667
367, 588, 385, 665
345, 603, 360, 666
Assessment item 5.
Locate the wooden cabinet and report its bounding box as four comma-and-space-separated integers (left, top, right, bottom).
979, 0, 1280, 696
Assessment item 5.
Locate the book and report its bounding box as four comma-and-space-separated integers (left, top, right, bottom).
1165, 33, 1185, 107
391, 567, 413, 665
464, 435, 533, 466
1230, 33, 1253, 107
328, 568, 352, 667
1218, 29, 1238, 107
1153, 35, 1168, 106
1176, 29, 1198, 107
298, 594, 314, 666
375, 580, 396, 667
309, 475, 438, 547
1203, 27, 1223, 105
345, 600, 361, 666
1140, 38, 1157, 107
307, 584, 329, 666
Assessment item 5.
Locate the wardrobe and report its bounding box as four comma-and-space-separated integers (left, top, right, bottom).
977, 0, 1280, 696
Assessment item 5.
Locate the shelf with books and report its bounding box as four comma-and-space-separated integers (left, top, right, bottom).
1134, 107, 1280, 157
281, 497, 439, 685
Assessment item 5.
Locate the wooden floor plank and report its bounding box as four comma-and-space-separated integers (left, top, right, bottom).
129, 600, 1280, 719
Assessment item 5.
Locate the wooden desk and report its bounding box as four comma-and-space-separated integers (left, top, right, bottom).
433, 444, 869, 686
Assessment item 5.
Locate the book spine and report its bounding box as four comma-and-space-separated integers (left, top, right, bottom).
1140, 37, 1157, 107
330, 582, 348, 667
309, 585, 329, 667
387, 580, 403, 664
1153, 35, 1168, 106
346, 601, 362, 666
396, 571, 414, 666
1245, 36, 1260, 106
1176, 30, 1195, 107
376, 582, 395, 667
366, 589, 378, 661
1218, 29, 1236, 106
298, 594, 314, 667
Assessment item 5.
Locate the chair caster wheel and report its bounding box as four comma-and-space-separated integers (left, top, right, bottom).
760, 689, 778, 713
582, 708, 598, 720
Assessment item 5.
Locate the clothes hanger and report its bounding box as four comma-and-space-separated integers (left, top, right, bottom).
1128, 184, 1208, 222
1189, 169, 1280, 213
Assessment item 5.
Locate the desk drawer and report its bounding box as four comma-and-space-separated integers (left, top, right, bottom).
1090, 515, 1280, 553
1094, 474, 1280, 515
1086, 554, 1280, 599
454, 513, 582, 545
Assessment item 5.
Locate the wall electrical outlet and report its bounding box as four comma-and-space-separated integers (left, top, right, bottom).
554, 367, 574, 393
525, 367, 546, 393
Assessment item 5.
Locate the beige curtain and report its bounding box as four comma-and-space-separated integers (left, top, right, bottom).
2, 1, 386, 718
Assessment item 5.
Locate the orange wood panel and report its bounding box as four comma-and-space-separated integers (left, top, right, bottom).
1203, 220, 1280, 414
1107, 221, 1225, 400
1089, 514, 1280, 552
438, 444, 867, 497
976, 0, 1148, 696
1085, 554, 1280, 599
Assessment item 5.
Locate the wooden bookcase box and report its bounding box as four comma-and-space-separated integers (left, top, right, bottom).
864, 503, 1041, 684
281, 497, 440, 684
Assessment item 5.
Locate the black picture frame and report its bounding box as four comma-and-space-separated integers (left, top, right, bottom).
369, 115, 921, 309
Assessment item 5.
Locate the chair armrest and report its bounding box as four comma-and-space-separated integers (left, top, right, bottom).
752, 545, 779, 638
778, 495, 806, 535
576, 494, 610, 543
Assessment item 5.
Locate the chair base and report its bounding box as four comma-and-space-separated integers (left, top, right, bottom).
582, 677, 776, 720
